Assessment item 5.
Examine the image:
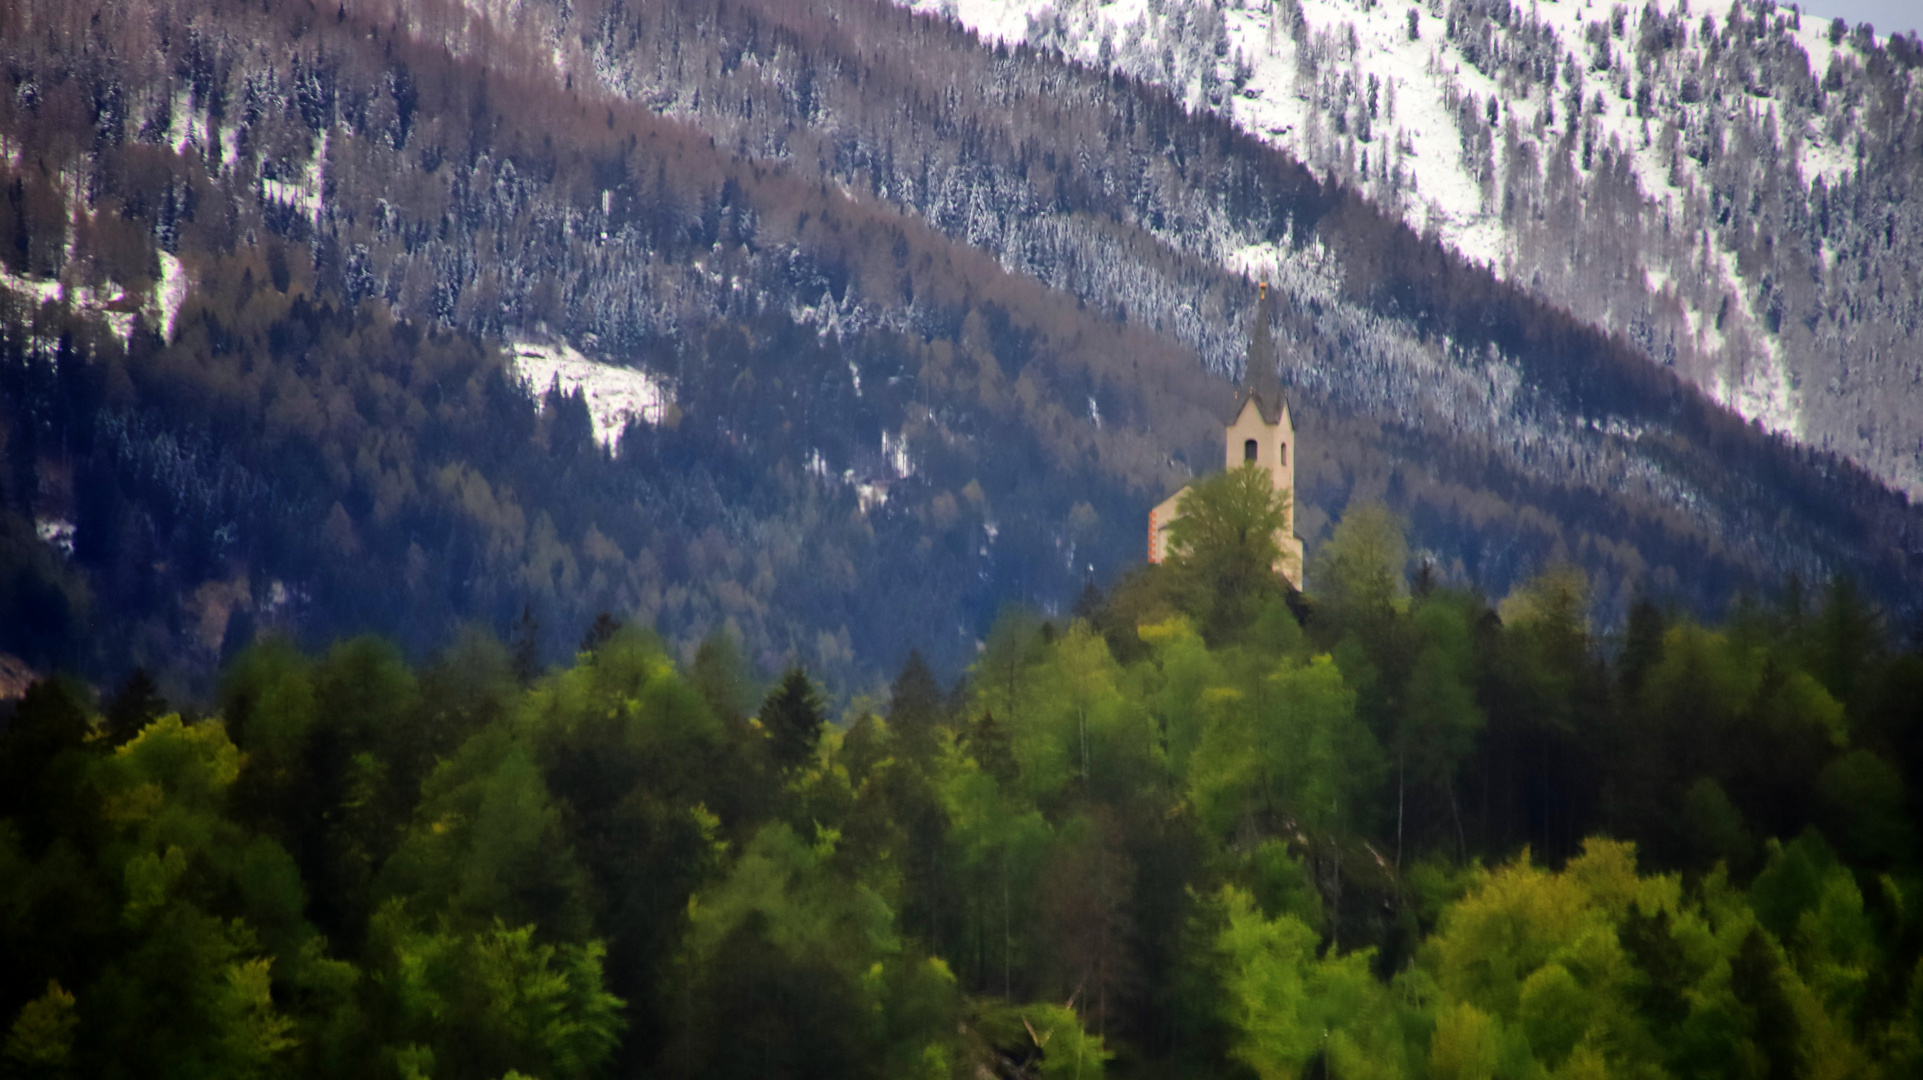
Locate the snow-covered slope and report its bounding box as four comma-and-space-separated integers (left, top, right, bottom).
908, 0, 1923, 495
509, 341, 673, 450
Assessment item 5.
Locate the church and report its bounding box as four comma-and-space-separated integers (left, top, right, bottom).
1146, 285, 1305, 585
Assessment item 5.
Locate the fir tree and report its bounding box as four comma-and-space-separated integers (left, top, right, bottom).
760, 666, 826, 770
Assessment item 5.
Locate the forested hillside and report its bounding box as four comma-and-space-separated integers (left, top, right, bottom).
938, 0, 1923, 500
5, 489, 1921, 1078
1, 0, 1920, 694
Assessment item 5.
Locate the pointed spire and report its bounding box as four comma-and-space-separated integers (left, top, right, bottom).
1241, 282, 1286, 424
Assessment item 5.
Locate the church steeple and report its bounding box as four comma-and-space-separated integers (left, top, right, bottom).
1240, 281, 1286, 424
1148, 279, 1305, 582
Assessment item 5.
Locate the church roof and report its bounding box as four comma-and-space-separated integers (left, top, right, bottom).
1235, 383, 1289, 426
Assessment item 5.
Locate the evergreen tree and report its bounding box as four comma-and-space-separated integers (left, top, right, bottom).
102, 667, 166, 746
888, 649, 945, 758
759, 666, 826, 771
511, 605, 542, 685
577, 611, 623, 655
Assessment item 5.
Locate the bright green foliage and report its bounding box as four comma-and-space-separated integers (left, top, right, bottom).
220, 638, 320, 778
1426, 1002, 1500, 1080
366, 908, 624, 1080
938, 748, 1053, 998
1496, 564, 1589, 639
1249, 839, 1323, 928
975, 606, 1050, 732
1313, 504, 1407, 629
6, 555, 1923, 1080
1400, 595, 1484, 803
57, 714, 329, 1079
380, 727, 593, 942
969, 1000, 1111, 1080
1134, 616, 1223, 780
1190, 653, 1380, 840
1165, 463, 1297, 639
1214, 886, 1403, 1080
1009, 622, 1153, 800
1025, 1002, 1112, 1080
1421, 841, 1662, 1075
3, 981, 77, 1073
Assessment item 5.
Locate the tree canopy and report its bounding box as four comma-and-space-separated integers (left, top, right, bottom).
7, 508, 1922, 1079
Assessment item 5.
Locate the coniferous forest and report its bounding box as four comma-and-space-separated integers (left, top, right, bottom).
4, 0, 1923, 701
5, 475, 1922, 1079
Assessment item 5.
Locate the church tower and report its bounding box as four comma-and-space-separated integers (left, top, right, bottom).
1148, 283, 1304, 583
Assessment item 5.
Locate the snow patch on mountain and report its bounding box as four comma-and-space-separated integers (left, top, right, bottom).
34, 518, 75, 558
509, 341, 673, 450
1, 259, 181, 348
0, 264, 65, 310
151, 252, 188, 344
261, 131, 327, 226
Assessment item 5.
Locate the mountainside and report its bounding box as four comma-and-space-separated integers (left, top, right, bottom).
1, 0, 1920, 693
919, 0, 1923, 497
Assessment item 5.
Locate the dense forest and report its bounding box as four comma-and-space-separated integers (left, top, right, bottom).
4, 475, 1921, 1079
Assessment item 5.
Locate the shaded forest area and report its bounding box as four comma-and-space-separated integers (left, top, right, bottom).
4, 481, 1922, 1079
2, 0, 1921, 698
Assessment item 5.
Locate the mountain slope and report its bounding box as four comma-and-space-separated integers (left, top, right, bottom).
0, 0, 1919, 691
918, 0, 1923, 498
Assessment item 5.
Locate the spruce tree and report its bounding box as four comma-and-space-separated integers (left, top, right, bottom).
888, 650, 944, 757
760, 666, 826, 770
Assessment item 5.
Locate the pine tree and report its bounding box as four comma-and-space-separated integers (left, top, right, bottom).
103, 667, 166, 745
511, 604, 542, 685
888, 649, 945, 759
577, 611, 623, 655
760, 666, 826, 770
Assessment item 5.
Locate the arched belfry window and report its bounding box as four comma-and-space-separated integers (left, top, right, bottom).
1244, 439, 1259, 462
1279, 442, 1288, 466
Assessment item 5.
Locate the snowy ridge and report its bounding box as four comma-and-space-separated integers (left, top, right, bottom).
907, 0, 1911, 465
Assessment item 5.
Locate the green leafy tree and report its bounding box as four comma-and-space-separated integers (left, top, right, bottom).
975, 606, 1050, 734
1815, 750, 1914, 868
1010, 622, 1157, 803
1213, 885, 1404, 1080
378, 725, 593, 944
668, 823, 960, 1080
75, 715, 333, 1080
888, 649, 946, 760
365, 906, 625, 1080
690, 630, 757, 728
1398, 594, 1484, 861
1189, 654, 1380, 846
938, 748, 1052, 997
1165, 463, 1296, 641
1312, 504, 1407, 637
3, 981, 77, 1078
